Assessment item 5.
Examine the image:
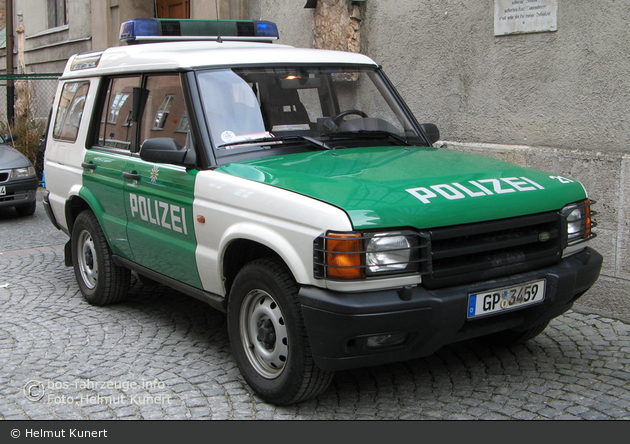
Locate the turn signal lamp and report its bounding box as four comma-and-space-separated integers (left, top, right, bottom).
120, 18, 279, 44
563, 199, 597, 245
326, 232, 364, 279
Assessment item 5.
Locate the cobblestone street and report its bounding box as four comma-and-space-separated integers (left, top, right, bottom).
1, 191, 629, 420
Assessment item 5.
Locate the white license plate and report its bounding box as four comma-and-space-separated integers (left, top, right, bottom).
0, 186, 5, 196
467, 279, 546, 319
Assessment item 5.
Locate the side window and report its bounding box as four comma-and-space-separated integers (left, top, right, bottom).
152, 94, 175, 130
98, 76, 141, 150
108, 92, 131, 124
141, 74, 189, 148
52, 81, 90, 142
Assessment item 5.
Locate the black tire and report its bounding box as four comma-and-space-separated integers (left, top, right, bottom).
15, 201, 36, 217
71, 210, 131, 305
484, 320, 550, 346
227, 259, 334, 405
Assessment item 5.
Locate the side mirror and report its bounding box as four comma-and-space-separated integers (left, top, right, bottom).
139, 138, 196, 168
420, 123, 440, 145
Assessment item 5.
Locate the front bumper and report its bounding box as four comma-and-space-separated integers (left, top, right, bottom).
0, 176, 38, 209
299, 247, 602, 371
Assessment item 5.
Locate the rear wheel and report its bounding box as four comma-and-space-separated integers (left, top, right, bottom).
227, 259, 334, 405
71, 210, 130, 305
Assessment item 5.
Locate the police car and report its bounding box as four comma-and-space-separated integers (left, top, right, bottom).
43, 18, 602, 405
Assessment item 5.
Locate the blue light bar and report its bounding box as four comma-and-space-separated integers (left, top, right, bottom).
120, 18, 279, 44
255, 21, 279, 39
120, 19, 159, 42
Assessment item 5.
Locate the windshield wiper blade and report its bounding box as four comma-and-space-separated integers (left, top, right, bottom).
290, 135, 333, 150
322, 130, 412, 146
218, 136, 282, 148
218, 135, 332, 150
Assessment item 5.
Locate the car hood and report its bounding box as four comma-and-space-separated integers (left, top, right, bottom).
0, 145, 30, 169
216, 146, 587, 230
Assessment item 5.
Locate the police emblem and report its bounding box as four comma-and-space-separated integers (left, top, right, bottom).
150, 165, 159, 184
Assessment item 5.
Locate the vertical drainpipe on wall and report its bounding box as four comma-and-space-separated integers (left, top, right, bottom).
6, 0, 15, 126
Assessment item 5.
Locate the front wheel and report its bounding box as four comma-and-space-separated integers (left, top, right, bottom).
71, 210, 131, 305
227, 259, 334, 405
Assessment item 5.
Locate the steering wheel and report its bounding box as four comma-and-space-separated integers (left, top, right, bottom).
332, 109, 368, 126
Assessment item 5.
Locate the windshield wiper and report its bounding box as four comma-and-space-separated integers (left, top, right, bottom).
218, 135, 332, 150
321, 130, 412, 146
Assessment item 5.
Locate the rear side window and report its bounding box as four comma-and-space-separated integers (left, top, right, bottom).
98, 76, 141, 150
53, 81, 90, 142
96, 74, 189, 151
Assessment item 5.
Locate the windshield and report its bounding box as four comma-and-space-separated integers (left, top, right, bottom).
196, 66, 426, 162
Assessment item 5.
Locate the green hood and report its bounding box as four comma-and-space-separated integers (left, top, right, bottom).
217, 146, 587, 230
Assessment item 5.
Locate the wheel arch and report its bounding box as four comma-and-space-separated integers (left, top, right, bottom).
208, 222, 317, 298
64, 195, 93, 235
64, 186, 107, 236
222, 238, 291, 297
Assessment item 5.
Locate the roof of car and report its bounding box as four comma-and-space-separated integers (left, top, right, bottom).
61, 41, 379, 79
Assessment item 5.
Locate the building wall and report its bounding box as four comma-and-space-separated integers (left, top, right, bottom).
1, 0, 250, 73
0, 0, 249, 121
249, 0, 629, 315
0, 1, 626, 313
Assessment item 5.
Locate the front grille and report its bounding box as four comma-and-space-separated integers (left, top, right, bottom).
421, 211, 561, 289
0, 171, 9, 182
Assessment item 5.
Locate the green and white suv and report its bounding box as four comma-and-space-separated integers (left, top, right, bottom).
43, 18, 602, 404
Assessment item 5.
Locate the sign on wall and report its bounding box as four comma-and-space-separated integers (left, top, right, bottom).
494, 0, 558, 36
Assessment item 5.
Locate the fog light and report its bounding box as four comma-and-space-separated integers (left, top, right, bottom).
366, 333, 408, 349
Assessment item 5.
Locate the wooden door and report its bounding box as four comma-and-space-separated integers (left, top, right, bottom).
156, 0, 190, 18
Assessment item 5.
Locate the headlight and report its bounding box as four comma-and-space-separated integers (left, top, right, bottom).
366, 232, 411, 274
562, 199, 596, 245
317, 231, 421, 280
11, 166, 36, 179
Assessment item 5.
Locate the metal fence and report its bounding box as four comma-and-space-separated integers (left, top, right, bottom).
0, 73, 60, 129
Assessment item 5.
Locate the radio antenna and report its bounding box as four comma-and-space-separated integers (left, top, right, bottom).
215, 0, 222, 43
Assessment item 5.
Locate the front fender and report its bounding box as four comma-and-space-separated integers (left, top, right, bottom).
219, 222, 313, 286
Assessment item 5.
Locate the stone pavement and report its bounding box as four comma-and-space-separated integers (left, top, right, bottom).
0, 190, 629, 420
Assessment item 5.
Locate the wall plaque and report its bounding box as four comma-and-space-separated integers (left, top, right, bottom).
495, 0, 558, 36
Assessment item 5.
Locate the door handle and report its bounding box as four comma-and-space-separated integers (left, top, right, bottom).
122, 172, 141, 181
81, 162, 96, 170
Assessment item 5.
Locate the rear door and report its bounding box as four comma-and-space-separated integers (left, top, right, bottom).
83, 75, 140, 258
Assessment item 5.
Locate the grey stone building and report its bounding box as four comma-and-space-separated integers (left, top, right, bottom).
1, 0, 627, 316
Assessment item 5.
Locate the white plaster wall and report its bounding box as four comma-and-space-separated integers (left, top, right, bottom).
251, 0, 630, 153
250, 0, 630, 317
